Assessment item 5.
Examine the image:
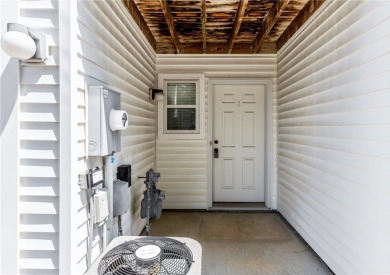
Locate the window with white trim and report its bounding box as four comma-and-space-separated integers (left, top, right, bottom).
158, 74, 205, 139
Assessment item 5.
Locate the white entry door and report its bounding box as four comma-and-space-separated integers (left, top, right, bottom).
212, 83, 265, 202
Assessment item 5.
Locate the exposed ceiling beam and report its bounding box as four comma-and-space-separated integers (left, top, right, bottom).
158, 0, 181, 53
201, 0, 207, 53
277, 0, 325, 50
126, 0, 319, 55
227, 0, 249, 54
123, 0, 156, 50
252, 0, 290, 53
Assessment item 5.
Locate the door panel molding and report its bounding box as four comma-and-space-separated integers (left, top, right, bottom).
243, 93, 256, 103
222, 158, 235, 189
242, 111, 255, 147
223, 93, 235, 103
222, 111, 235, 147
242, 158, 255, 189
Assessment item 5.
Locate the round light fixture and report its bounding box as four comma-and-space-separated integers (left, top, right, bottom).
1, 27, 36, 60
154, 92, 165, 102
1, 23, 47, 62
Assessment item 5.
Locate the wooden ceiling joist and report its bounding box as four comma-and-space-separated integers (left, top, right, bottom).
158, 0, 181, 53
252, 0, 290, 53
201, 0, 207, 53
123, 0, 156, 50
125, 0, 320, 54
227, 0, 249, 54
277, 0, 325, 50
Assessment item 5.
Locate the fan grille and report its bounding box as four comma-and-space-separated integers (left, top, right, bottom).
98, 237, 194, 275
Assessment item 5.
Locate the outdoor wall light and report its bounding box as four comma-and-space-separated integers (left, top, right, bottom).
1, 23, 47, 62
149, 88, 165, 102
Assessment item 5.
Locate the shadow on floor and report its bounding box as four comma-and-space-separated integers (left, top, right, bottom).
141, 212, 333, 275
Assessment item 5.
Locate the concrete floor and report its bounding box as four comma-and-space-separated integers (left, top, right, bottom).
143, 212, 333, 275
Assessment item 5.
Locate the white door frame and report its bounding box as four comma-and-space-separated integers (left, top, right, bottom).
207, 79, 274, 208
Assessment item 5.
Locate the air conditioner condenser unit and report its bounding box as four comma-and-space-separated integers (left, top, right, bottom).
86, 236, 202, 275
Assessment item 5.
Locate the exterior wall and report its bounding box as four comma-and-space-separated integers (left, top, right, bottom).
156, 55, 278, 209
74, 1, 156, 273
3, 1, 389, 274
1, 0, 156, 274
277, 1, 390, 274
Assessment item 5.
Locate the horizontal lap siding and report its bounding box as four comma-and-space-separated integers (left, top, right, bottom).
18, 1, 60, 274
156, 55, 277, 209
156, 55, 276, 79
75, 1, 156, 273
277, 1, 390, 274
156, 140, 208, 209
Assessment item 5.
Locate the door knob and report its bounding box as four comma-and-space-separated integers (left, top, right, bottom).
214, 140, 219, 144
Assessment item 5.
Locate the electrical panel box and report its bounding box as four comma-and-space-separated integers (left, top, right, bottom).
88, 86, 128, 156
94, 189, 109, 224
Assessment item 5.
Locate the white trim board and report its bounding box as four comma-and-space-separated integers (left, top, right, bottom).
207, 79, 274, 209
0, 1, 20, 274
59, 1, 78, 273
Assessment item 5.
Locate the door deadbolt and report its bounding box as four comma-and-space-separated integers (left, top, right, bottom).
214, 148, 219, 158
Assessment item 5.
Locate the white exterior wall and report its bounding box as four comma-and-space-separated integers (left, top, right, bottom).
3, 0, 389, 274
156, 55, 278, 209
1, 0, 156, 274
74, 1, 156, 273
277, 1, 390, 274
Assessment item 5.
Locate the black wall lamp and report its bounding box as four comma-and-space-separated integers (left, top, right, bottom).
149, 88, 165, 102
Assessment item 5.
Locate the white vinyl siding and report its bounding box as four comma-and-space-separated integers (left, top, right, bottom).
156, 55, 278, 209
156, 139, 208, 209
277, 1, 390, 274
74, 1, 156, 273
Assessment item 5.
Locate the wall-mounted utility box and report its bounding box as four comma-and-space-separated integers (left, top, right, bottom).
117, 164, 131, 187
88, 86, 128, 156
113, 180, 130, 217
94, 189, 109, 224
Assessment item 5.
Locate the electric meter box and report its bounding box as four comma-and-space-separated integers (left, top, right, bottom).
88, 86, 128, 156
